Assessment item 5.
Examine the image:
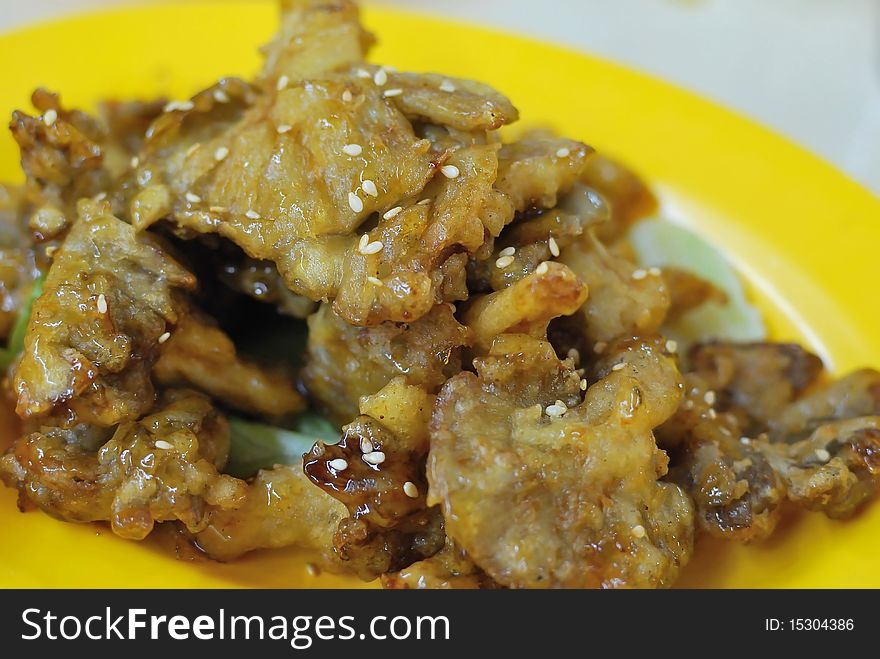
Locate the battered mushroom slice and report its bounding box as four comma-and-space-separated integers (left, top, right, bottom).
0, 390, 246, 539
303, 303, 470, 425
655, 371, 785, 542
153, 311, 304, 418
304, 379, 444, 581
14, 199, 195, 426
560, 234, 669, 345
381, 538, 499, 589
194, 464, 346, 564
134, 0, 521, 326
687, 341, 823, 437
429, 334, 694, 588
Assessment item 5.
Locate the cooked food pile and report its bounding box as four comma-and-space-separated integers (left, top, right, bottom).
1, 0, 878, 589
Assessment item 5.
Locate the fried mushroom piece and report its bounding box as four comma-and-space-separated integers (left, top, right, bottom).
304, 379, 444, 581
133, 1, 525, 327
194, 464, 346, 564
381, 537, 499, 589
14, 199, 195, 425
153, 312, 305, 418
656, 371, 785, 542
687, 341, 823, 437
461, 261, 588, 352
560, 234, 669, 345
303, 303, 470, 425
0, 390, 245, 539
0, 185, 40, 340
769, 369, 880, 442
429, 334, 693, 588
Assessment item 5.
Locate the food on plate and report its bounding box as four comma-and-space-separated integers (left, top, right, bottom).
1, 0, 878, 589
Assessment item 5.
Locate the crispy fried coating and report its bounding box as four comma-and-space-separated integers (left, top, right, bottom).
194, 463, 346, 563
462, 261, 587, 351
153, 312, 304, 418
381, 537, 499, 589
0, 185, 39, 340
687, 341, 823, 437
429, 335, 693, 588
14, 200, 195, 425
304, 379, 443, 580
561, 235, 669, 344
303, 303, 470, 424
0, 390, 245, 539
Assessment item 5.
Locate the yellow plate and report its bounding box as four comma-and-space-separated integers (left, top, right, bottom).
1, 1, 878, 588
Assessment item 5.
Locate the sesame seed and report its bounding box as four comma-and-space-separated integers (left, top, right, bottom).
213, 89, 229, 103
439, 80, 456, 92
342, 143, 363, 157
96, 294, 108, 314
130, 156, 140, 168
495, 255, 515, 269
155, 440, 174, 450
45, 246, 58, 258
707, 408, 717, 419
44, 109, 58, 126
684, 399, 695, 410
328, 458, 348, 472
360, 437, 374, 454
383, 88, 403, 97
363, 451, 386, 465
94, 192, 107, 202
276, 75, 289, 91
417, 198, 432, 205
403, 481, 419, 498
580, 378, 588, 391
535, 261, 549, 275
185, 192, 201, 203
158, 332, 171, 344
209, 206, 227, 213
440, 164, 460, 179
361, 240, 384, 255
276, 124, 292, 134
665, 339, 678, 354
740, 436, 751, 445
632, 269, 648, 280
383, 206, 403, 220
373, 68, 388, 86
545, 401, 568, 417
342, 89, 353, 102
185, 143, 201, 157
555, 147, 570, 158
815, 448, 831, 462
704, 390, 716, 406
164, 100, 194, 112
245, 210, 261, 219
499, 246, 516, 257
214, 146, 229, 161
358, 234, 370, 252
356, 68, 372, 79
348, 192, 364, 213
594, 341, 608, 354
611, 363, 625, 372
631, 524, 646, 539
648, 266, 662, 276
366, 276, 383, 286
720, 427, 732, 437
362, 179, 378, 197
548, 236, 560, 257
305, 563, 320, 577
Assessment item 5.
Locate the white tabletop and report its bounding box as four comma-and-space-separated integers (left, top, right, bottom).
3, 0, 878, 195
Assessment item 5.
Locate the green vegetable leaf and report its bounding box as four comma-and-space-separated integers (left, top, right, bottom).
226, 412, 339, 479
0, 273, 45, 369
